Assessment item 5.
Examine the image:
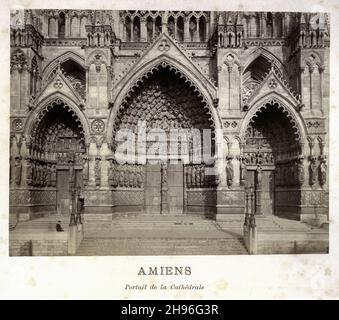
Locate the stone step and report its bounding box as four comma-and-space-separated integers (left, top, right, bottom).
75, 238, 247, 256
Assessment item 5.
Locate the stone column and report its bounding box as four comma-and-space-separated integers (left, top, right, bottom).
184, 17, 190, 42
140, 17, 147, 42
162, 11, 168, 34
210, 12, 215, 36
88, 142, 97, 186
55, 16, 58, 38
100, 142, 110, 187
205, 19, 210, 41
130, 19, 133, 42
65, 12, 71, 38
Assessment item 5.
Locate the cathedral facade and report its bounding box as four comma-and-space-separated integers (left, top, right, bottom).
9, 10, 329, 226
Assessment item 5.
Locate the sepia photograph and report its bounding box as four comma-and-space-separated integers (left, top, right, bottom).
9, 8, 329, 257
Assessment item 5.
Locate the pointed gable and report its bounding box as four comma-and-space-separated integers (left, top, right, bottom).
113, 33, 217, 101
35, 66, 84, 106
247, 66, 301, 108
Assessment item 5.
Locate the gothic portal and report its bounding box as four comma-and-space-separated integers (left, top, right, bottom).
10, 10, 329, 226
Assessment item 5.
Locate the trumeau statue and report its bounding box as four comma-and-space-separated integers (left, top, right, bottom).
256, 164, 263, 188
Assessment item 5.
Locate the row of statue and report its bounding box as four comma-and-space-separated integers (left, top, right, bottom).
185, 164, 218, 188
108, 163, 145, 188
243, 152, 275, 165
275, 155, 327, 187
10, 153, 327, 189
56, 151, 85, 164
26, 159, 57, 187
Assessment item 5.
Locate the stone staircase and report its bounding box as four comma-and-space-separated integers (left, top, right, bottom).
10, 215, 70, 234
75, 214, 248, 256
254, 216, 329, 254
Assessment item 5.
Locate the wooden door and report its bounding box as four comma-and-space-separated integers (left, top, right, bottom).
145, 164, 161, 214
57, 169, 70, 215
167, 162, 184, 214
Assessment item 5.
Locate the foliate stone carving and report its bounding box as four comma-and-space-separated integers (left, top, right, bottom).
319, 155, 327, 186
158, 39, 170, 51
10, 50, 27, 73
187, 190, 217, 206
12, 119, 23, 131
53, 78, 63, 89
268, 78, 278, 89
224, 121, 238, 128
309, 156, 317, 186
226, 156, 234, 187
91, 119, 105, 134
94, 157, 101, 186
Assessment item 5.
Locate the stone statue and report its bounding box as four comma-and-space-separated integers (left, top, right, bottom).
136, 169, 143, 188
296, 156, 305, 185
256, 164, 263, 188
94, 158, 101, 187
196, 165, 201, 187
319, 156, 327, 186
191, 166, 196, 188
132, 167, 138, 188
119, 169, 124, 188
200, 165, 205, 188
26, 158, 33, 186
112, 163, 118, 188
309, 156, 317, 186
36, 163, 41, 186
108, 160, 114, 186
186, 166, 192, 188
226, 157, 234, 187
82, 156, 89, 185
124, 165, 129, 188
46, 163, 52, 186
129, 167, 134, 188
239, 157, 247, 186
14, 156, 22, 186
51, 164, 56, 187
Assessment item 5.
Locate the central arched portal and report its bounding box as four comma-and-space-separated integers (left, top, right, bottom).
111, 66, 217, 215
243, 101, 302, 218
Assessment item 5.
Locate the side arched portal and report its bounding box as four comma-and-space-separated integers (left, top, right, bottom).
242, 100, 304, 220
26, 98, 89, 215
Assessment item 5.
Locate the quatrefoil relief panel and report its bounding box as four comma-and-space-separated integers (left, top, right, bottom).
268, 78, 278, 89
53, 78, 63, 89
91, 119, 105, 134
158, 39, 170, 52
12, 118, 23, 131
